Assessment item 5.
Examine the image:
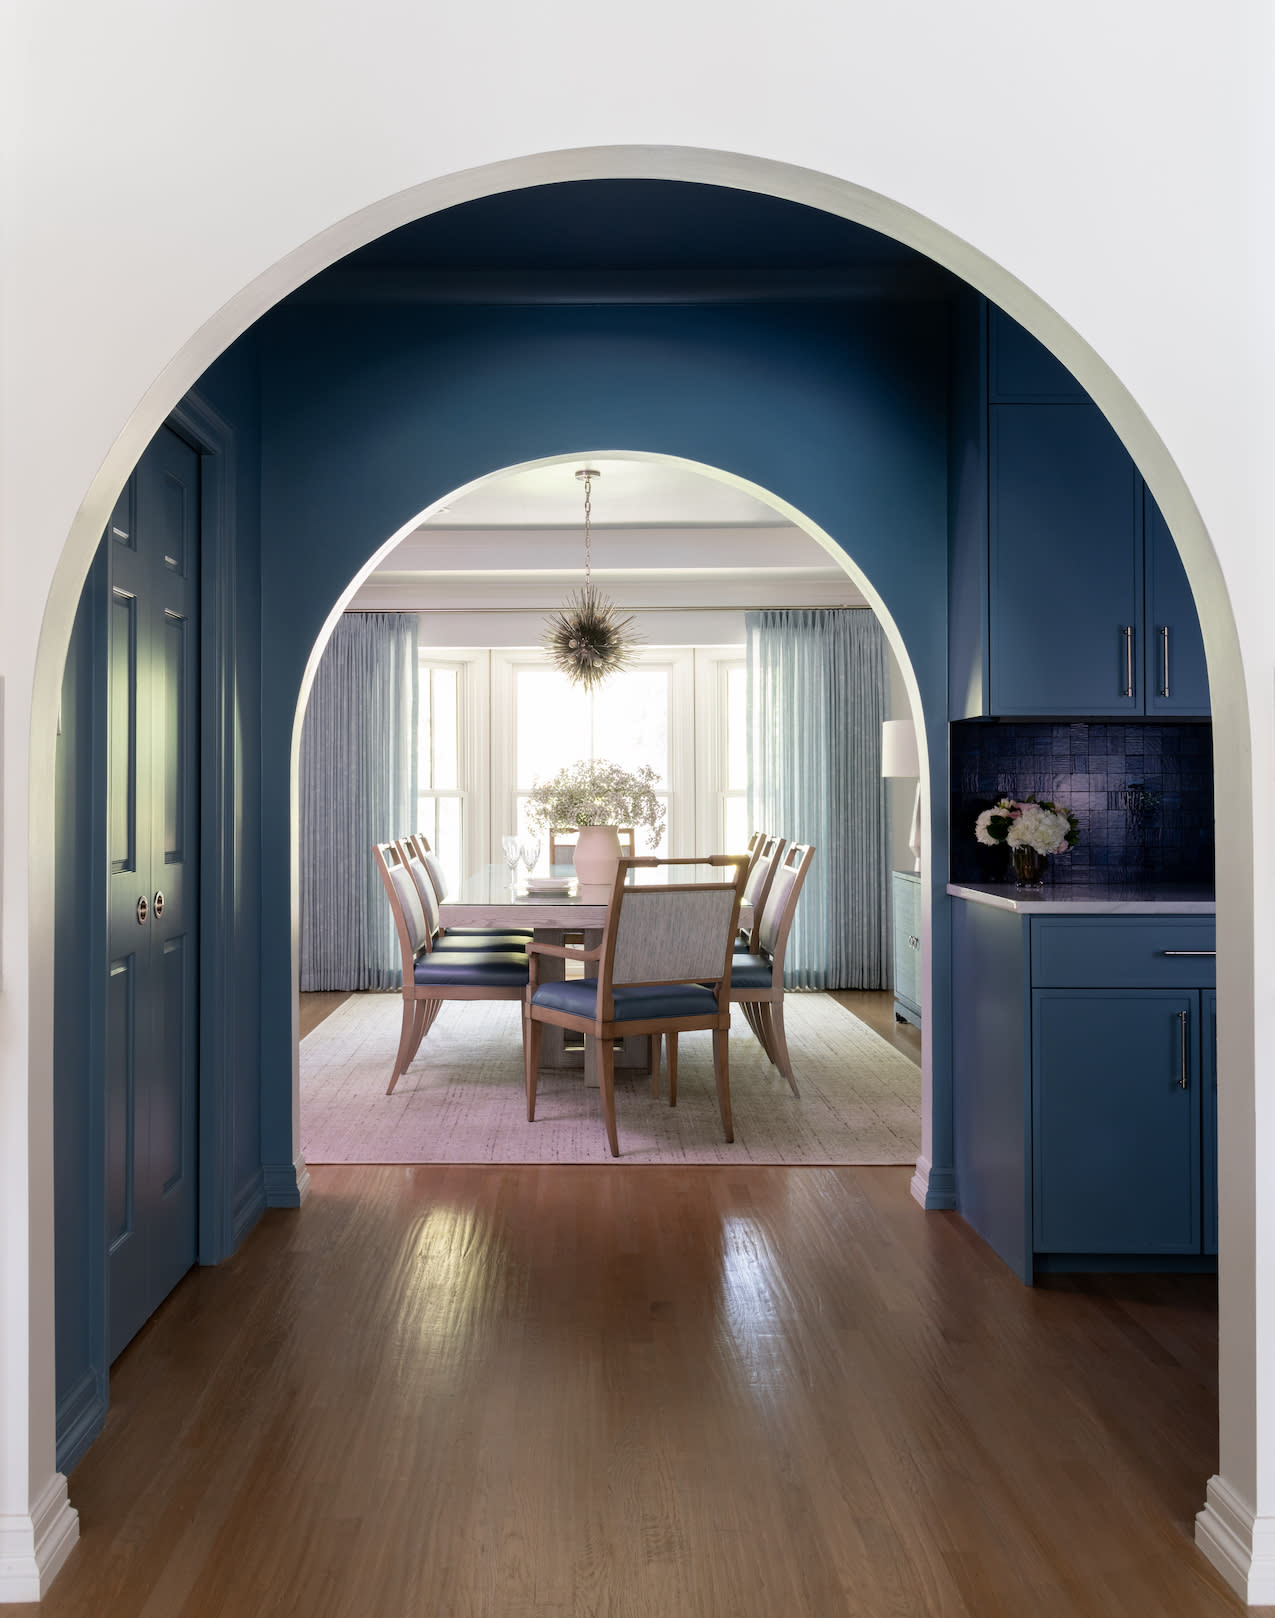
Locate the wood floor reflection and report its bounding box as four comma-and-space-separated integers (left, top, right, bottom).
26, 1165, 1246, 1618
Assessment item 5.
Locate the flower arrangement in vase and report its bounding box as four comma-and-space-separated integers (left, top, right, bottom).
974, 796, 1080, 888
525, 759, 666, 884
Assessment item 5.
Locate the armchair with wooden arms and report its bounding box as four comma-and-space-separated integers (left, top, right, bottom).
521, 854, 749, 1157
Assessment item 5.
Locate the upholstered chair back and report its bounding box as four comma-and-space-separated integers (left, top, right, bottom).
400, 850, 442, 936
610, 886, 739, 985
758, 843, 815, 963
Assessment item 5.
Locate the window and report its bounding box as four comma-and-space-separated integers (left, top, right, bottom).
417, 653, 487, 896
492, 650, 694, 869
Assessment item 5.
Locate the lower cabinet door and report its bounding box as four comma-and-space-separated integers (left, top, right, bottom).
1202, 989, 1217, 1256
1032, 989, 1201, 1254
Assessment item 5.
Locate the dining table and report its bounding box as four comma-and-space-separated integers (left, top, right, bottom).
439, 863, 753, 1086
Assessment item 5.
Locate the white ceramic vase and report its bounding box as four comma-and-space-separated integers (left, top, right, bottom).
572, 824, 623, 887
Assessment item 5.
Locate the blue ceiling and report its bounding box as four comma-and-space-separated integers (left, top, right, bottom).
293, 180, 955, 304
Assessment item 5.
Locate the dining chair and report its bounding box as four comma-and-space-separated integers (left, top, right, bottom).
394, 840, 532, 954
404, 831, 533, 943
736, 834, 785, 952
548, 826, 636, 867
373, 841, 529, 1094
522, 854, 749, 1157
726, 842, 815, 1095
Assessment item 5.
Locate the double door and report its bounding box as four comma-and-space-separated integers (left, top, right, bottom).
106, 426, 200, 1360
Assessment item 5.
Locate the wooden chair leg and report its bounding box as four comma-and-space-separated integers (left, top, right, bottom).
742, 1001, 774, 1063
524, 1010, 542, 1121
388, 997, 421, 1094
666, 1033, 678, 1107
768, 997, 799, 1097
650, 1033, 662, 1097
405, 998, 437, 1067
596, 1035, 620, 1157
712, 1025, 733, 1142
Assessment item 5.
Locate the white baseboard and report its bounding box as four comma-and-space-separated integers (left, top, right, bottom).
909, 1156, 957, 1211
0, 1473, 79, 1601
1196, 1473, 1275, 1604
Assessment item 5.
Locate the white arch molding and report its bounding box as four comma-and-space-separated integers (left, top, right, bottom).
287, 448, 935, 1202
16, 148, 1256, 1602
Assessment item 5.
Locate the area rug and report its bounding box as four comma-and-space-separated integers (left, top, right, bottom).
300, 992, 921, 1166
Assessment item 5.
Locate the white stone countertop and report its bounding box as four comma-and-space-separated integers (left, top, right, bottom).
946, 882, 1216, 915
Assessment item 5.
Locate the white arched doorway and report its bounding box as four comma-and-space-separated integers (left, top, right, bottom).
287, 447, 933, 1182
12, 147, 1254, 1603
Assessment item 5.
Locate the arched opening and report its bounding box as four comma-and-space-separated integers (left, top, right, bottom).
289, 448, 931, 1166
22, 151, 1249, 1605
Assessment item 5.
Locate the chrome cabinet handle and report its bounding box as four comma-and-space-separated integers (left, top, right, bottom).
1160, 950, 1216, 957
1177, 1009, 1189, 1090
1159, 625, 1171, 699
1122, 626, 1134, 699
153, 890, 165, 919
136, 896, 148, 925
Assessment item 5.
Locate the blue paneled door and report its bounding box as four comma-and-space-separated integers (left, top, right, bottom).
1032, 989, 1201, 1254
106, 427, 200, 1362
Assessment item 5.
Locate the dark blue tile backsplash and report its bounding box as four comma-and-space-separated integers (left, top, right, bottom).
949, 721, 1214, 886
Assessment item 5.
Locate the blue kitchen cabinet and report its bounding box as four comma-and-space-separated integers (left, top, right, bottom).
1032, 989, 1201, 1254
951, 901, 1217, 1282
989, 403, 1141, 716
951, 303, 1211, 720
1145, 489, 1211, 716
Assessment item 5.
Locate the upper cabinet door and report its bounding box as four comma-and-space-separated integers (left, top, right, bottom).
989, 403, 1141, 716
1144, 490, 1210, 716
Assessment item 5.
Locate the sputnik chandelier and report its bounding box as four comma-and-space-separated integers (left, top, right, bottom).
543, 467, 641, 690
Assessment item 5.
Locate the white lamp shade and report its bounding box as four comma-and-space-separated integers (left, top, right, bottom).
881, 718, 920, 779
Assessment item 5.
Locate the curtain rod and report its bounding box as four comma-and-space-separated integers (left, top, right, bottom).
343, 603, 872, 615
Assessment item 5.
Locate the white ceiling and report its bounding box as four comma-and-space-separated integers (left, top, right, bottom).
428, 459, 788, 529
359, 457, 868, 626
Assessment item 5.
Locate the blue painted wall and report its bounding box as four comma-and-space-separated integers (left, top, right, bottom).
255, 298, 957, 1198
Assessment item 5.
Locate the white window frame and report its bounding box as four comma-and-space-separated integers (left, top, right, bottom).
490, 648, 696, 862
693, 648, 749, 855
416, 649, 490, 881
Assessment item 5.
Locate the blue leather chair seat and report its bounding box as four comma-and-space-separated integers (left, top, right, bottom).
728, 953, 774, 989
531, 979, 720, 1021
433, 932, 533, 952
414, 951, 529, 986
447, 926, 534, 940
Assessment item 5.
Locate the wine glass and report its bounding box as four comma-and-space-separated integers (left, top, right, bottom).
501, 834, 522, 882
520, 836, 541, 876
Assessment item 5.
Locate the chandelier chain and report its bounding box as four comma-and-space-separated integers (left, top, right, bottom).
583, 474, 592, 592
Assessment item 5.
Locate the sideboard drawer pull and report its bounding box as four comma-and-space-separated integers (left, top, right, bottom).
1160, 950, 1216, 957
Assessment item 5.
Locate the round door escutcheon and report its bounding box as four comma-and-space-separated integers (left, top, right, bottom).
153, 891, 165, 919
136, 896, 148, 925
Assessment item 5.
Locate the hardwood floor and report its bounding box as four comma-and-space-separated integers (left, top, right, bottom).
829, 987, 922, 1063
299, 990, 351, 1038
21, 1165, 1249, 1617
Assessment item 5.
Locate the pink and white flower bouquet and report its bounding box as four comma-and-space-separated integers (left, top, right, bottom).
974, 796, 1080, 857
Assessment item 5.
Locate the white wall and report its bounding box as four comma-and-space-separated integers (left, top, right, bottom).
2, 0, 1270, 1602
